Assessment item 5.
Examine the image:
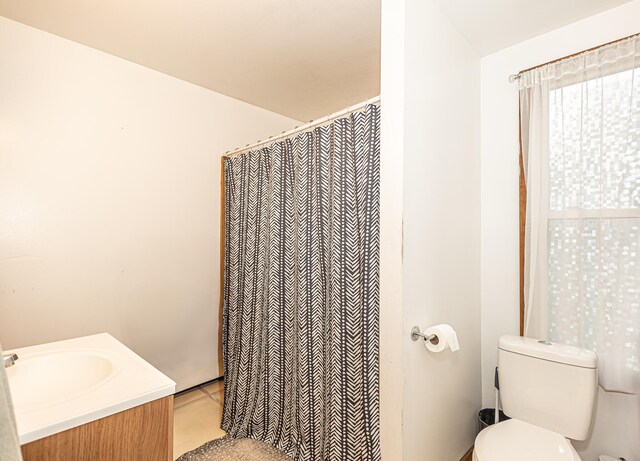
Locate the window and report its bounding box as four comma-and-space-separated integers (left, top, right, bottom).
520, 35, 640, 393
548, 68, 640, 378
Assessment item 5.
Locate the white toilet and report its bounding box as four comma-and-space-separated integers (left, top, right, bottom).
473, 335, 598, 461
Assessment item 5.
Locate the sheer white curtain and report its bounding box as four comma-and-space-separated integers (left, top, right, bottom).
521, 35, 640, 394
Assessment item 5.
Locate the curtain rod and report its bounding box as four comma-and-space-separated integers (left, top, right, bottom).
508, 32, 640, 83
222, 95, 380, 158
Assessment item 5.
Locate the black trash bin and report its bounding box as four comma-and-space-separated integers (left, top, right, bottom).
477, 408, 510, 433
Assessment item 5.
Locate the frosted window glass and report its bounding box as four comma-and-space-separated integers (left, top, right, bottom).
548, 67, 640, 381
549, 69, 640, 211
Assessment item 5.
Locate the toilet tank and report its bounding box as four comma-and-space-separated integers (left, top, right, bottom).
498, 335, 597, 440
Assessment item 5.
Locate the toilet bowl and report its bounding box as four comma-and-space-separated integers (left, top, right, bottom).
473, 336, 597, 461
473, 419, 581, 461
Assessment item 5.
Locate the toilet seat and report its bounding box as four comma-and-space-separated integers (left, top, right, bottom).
473, 419, 581, 461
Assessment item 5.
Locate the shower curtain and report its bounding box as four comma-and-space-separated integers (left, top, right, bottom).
222, 104, 380, 461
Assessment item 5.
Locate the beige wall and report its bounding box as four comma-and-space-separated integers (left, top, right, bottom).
396, 0, 482, 459
0, 17, 298, 392
480, 2, 640, 459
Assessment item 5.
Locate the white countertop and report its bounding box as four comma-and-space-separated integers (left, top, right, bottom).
6, 333, 176, 444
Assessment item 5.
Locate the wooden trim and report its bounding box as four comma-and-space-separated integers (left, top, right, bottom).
218, 155, 226, 376
460, 446, 474, 461
517, 32, 639, 75
21, 396, 173, 461
518, 109, 526, 337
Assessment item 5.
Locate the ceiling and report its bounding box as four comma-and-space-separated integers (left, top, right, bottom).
0, 0, 381, 121
0, 0, 633, 120
433, 0, 634, 56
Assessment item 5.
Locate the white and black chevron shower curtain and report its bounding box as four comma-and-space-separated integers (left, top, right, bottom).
222, 104, 380, 461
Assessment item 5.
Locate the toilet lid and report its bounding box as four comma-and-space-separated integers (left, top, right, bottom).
474, 419, 581, 461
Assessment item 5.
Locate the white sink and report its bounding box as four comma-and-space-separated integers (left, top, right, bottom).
5, 333, 175, 444
7, 349, 121, 412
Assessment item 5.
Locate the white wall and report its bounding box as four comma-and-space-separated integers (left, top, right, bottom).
0, 17, 298, 392
401, 0, 481, 459
378, 0, 405, 458
480, 2, 640, 460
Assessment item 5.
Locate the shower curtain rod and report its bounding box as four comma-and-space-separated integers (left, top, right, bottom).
223, 95, 380, 158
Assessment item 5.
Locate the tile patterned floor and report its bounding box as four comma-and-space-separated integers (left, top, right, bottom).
173, 378, 225, 460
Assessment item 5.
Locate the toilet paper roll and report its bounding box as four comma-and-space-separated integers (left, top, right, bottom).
423, 324, 459, 353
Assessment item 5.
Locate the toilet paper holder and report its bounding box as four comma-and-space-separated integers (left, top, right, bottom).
410, 326, 439, 344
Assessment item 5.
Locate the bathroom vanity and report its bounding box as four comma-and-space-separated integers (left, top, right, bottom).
20, 396, 173, 461
5, 333, 176, 461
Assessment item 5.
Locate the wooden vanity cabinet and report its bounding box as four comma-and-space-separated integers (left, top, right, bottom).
20, 396, 173, 461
